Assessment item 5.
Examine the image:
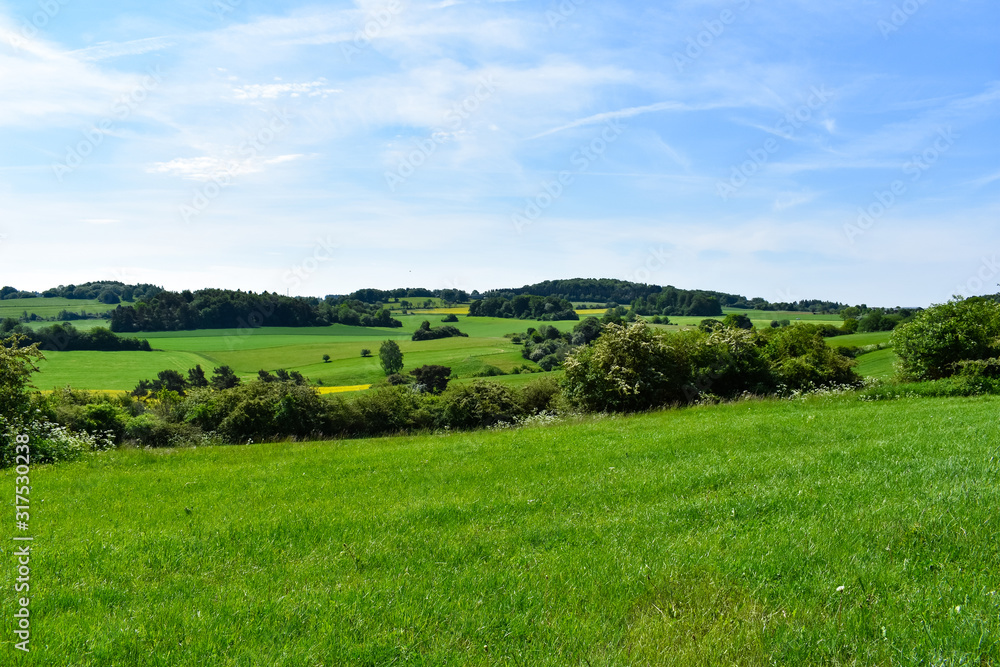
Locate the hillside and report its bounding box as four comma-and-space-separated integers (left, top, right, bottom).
3, 395, 998, 664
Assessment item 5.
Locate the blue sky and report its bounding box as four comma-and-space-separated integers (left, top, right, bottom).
0, 0, 997, 306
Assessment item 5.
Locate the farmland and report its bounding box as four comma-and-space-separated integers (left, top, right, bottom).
2, 394, 998, 664
23, 307, 894, 392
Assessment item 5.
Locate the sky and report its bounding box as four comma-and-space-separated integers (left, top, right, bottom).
0, 0, 997, 307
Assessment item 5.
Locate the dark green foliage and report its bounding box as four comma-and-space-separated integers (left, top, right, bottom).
409, 365, 452, 394
698, 318, 723, 333
411, 321, 468, 341
468, 295, 578, 321
109, 289, 404, 332
187, 365, 209, 388
322, 354, 331, 363
360, 349, 371, 357
722, 313, 753, 329
563, 322, 861, 413
379, 340, 404, 375
0, 320, 151, 352
441, 313, 459, 322
441, 381, 524, 429
210, 365, 241, 390
892, 297, 1000, 380
571, 317, 603, 345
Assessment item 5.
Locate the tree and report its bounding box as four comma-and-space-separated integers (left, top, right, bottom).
379, 340, 404, 375
156, 369, 188, 394
0, 334, 44, 421
360, 348, 371, 357
722, 313, 753, 330
322, 354, 331, 363
441, 313, 459, 322
211, 365, 241, 390
410, 365, 452, 393
187, 365, 208, 387
892, 297, 1000, 380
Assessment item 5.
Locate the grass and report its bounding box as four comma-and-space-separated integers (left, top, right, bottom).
856, 348, 897, 379
0, 297, 114, 320
2, 394, 999, 664
30, 317, 546, 390
32, 351, 218, 391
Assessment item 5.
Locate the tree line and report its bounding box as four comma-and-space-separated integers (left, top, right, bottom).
0, 320, 151, 352
108, 289, 404, 332
468, 295, 579, 320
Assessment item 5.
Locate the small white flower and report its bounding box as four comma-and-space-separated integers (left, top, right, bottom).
836, 585, 845, 592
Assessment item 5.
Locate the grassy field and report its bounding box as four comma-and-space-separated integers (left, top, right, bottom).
0, 297, 114, 321
3, 394, 998, 664
30, 316, 542, 390
29, 313, 903, 391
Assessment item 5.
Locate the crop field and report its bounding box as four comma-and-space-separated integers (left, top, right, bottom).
3, 395, 998, 665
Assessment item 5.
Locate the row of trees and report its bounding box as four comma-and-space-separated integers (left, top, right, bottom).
480, 278, 847, 313
1, 282, 164, 304
0, 320, 151, 352
108, 290, 405, 332
468, 295, 578, 321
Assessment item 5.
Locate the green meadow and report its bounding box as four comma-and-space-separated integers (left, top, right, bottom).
3, 395, 998, 665
28, 312, 896, 391
0, 297, 113, 321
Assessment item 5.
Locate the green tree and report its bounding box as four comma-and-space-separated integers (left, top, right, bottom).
722, 313, 753, 330
322, 354, 331, 363
892, 297, 1000, 380
379, 340, 404, 375
0, 334, 44, 421
187, 365, 208, 388
360, 348, 371, 358
210, 365, 241, 390
410, 365, 451, 393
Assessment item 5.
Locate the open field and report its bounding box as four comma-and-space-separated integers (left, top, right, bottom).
30, 316, 542, 390
28, 314, 901, 391
3, 395, 998, 664
0, 297, 114, 321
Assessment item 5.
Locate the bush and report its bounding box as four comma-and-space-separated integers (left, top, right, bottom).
518, 377, 562, 414
410, 365, 452, 393
472, 364, 506, 377
892, 297, 1000, 380
441, 314, 459, 322
563, 322, 697, 412
441, 381, 524, 429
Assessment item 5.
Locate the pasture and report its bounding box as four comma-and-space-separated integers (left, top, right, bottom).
2, 394, 998, 664
0, 297, 113, 321
27, 311, 896, 392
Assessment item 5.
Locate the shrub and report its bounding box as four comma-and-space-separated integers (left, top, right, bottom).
441, 314, 459, 322
518, 377, 562, 414
472, 364, 506, 377
410, 365, 452, 394
441, 381, 524, 429
892, 297, 1000, 380
563, 322, 697, 412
